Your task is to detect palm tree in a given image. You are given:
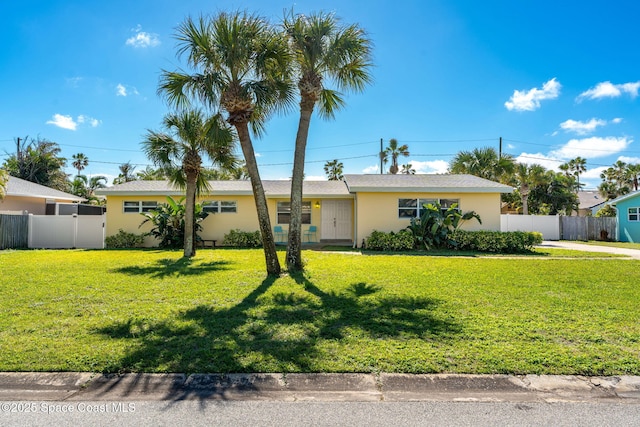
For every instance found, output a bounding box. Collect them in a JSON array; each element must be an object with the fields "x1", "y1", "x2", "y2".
[
  {"x1": 382, "y1": 138, "x2": 409, "y2": 174},
  {"x1": 284, "y1": 11, "x2": 372, "y2": 271},
  {"x1": 113, "y1": 162, "x2": 137, "y2": 185},
  {"x1": 136, "y1": 166, "x2": 168, "y2": 181},
  {"x1": 567, "y1": 156, "x2": 587, "y2": 192},
  {"x1": 159, "y1": 12, "x2": 293, "y2": 274},
  {"x1": 513, "y1": 163, "x2": 546, "y2": 215},
  {"x1": 449, "y1": 147, "x2": 515, "y2": 183},
  {"x1": 142, "y1": 110, "x2": 237, "y2": 258},
  {"x1": 401, "y1": 163, "x2": 416, "y2": 175},
  {"x1": 323, "y1": 159, "x2": 344, "y2": 181},
  {"x1": 627, "y1": 163, "x2": 640, "y2": 191},
  {"x1": 71, "y1": 153, "x2": 89, "y2": 177},
  {"x1": 71, "y1": 174, "x2": 107, "y2": 203}
]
